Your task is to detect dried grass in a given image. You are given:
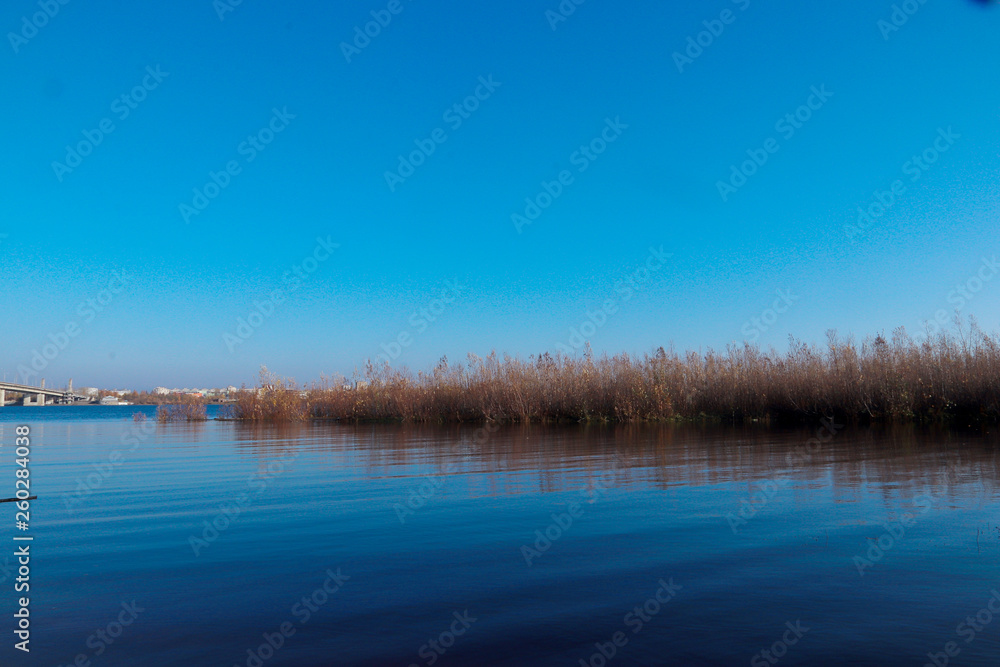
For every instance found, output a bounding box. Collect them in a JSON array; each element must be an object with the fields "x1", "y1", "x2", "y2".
[
  {"x1": 156, "y1": 394, "x2": 208, "y2": 422},
  {"x1": 228, "y1": 322, "x2": 1000, "y2": 425}
]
